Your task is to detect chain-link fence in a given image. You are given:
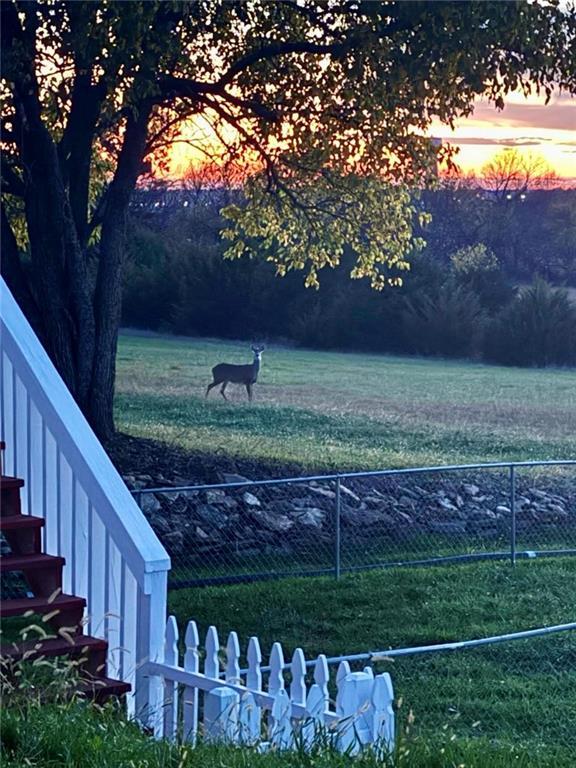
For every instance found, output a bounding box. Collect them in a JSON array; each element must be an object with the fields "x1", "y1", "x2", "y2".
[
  {"x1": 341, "y1": 624, "x2": 576, "y2": 757},
  {"x1": 131, "y1": 460, "x2": 576, "y2": 589}
]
